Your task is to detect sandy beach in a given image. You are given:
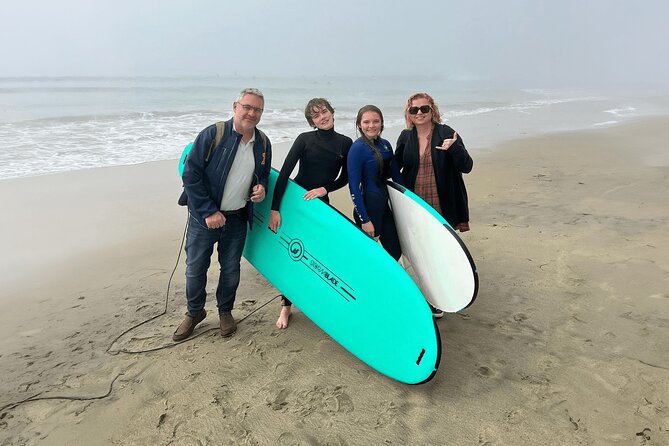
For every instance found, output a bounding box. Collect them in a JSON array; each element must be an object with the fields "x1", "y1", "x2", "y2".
[{"x1": 1, "y1": 117, "x2": 668, "y2": 445}]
